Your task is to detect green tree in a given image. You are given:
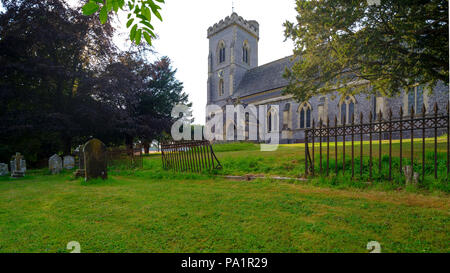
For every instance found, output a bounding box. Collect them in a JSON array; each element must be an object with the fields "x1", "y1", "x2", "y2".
[
  {"x1": 82, "y1": 0, "x2": 164, "y2": 45},
  {"x1": 0, "y1": 0, "x2": 116, "y2": 163},
  {"x1": 0, "y1": 0, "x2": 187, "y2": 165},
  {"x1": 94, "y1": 52, "x2": 190, "y2": 153},
  {"x1": 283, "y1": 0, "x2": 448, "y2": 101}
]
